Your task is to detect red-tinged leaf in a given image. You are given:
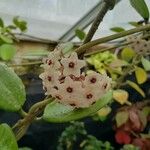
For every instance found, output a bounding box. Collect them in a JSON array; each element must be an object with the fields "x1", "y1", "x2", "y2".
[
  {"x1": 129, "y1": 109, "x2": 141, "y2": 131},
  {"x1": 115, "y1": 130, "x2": 131, "y2": 144},
  {"x1": 132, "y1": 138, "x2": 145, "y2": 150}
]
